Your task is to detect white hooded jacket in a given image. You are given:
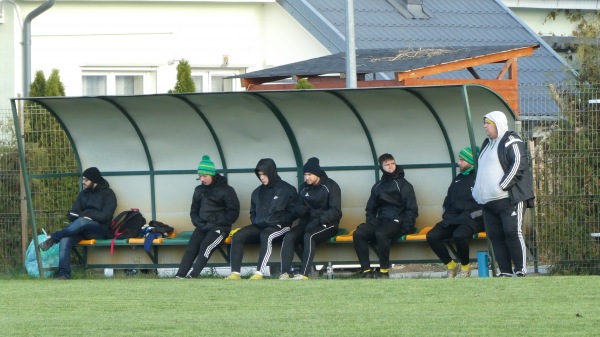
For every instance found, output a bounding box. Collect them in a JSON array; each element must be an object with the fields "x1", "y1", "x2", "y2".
[{"x1": 472, "y1": 111, "x2": 510, "y2": 204}]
